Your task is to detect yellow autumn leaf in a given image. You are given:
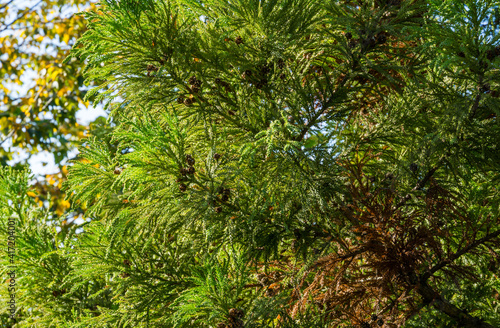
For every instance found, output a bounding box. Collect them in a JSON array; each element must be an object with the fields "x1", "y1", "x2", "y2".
[
  {"x1": 60, "y1": 199, "x2": 70, "y2": 209},
  {"x1": 27, "y1": 191, "x2": 37, "y2": 197},
  {"x1": 22, "y1": 107, "x2": 31, "y2": 116}
]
